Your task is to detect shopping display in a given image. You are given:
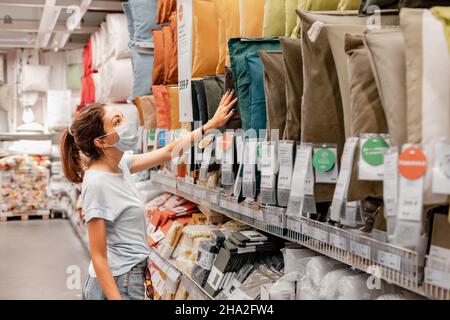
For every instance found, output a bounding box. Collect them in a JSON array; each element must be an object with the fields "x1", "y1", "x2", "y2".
[{"x1": 1, "y1": 0, "x2": 450, "y2": 302}]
